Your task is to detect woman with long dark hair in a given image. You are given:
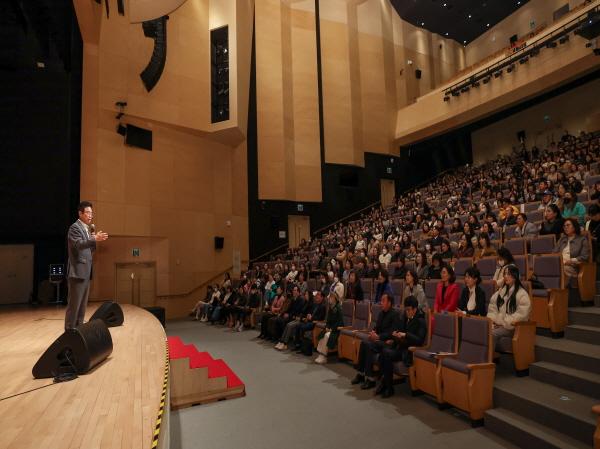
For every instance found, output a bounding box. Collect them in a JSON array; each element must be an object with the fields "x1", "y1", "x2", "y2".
[{"x1": 487, "y1": 265, "x2": 531, "y2": 350}]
